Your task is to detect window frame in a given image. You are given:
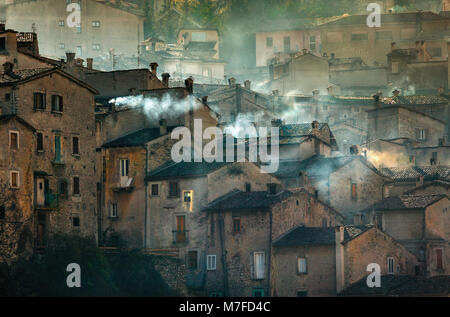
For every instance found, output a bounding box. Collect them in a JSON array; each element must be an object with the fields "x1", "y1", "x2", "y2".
[
  {"x1": 387, "y1": 257, "x2": 395, "y2": 274},
  {"x1": 233, "y1": 217, "x2": 241, "y2": 234},
  {"x1": 187, "y1": 250, "x2": 198, "y2": 270},
  {"x1": 436, "y1": 248, "x2": 444, "y2": 271},
  {"x1": 151, "y1": 183, "x2": 159, "y2": 196},
  {"x1": 72, "y1": 136, "x2": 80, "y2": 155},
  {"x1": 253, "y1": 251, "x2": 265, "y2": 280},
  {"x1": 9, "y1": 130, "x2": 19, "y2": 150},
  {"x1": 10, "y1": 170, "x2": 19, "y2": 188},
  {"x1": 36, "y1": 132, "x2": 44, "y2": 152},
  {"x1": 297, "y1": 257, "x2": 307, "y2": 274},
  {"x1": 266, "y1": 37, "x2": 273, "y2": 48},
  {"x1": 92, "y1": 20, "x2": 101, "y2": 28},
  {"x1": 51, "y1": 95, "x2": 63, "y2": 113},
  {"x1": 33, "y1": 92, "x2": 46, "y2": 110},
  {"x1": 207, "y1": 254, "x2": 217, "y2": 271},
  {"x1": 168, "y1": 182, "x2": 179, "y2": 198},
  {"x1": 73, "y1": 176, "x2": 80, "y2": 196},
  {"x1": 110, "y1": 203, "x2": 118, "y2": 218}
]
